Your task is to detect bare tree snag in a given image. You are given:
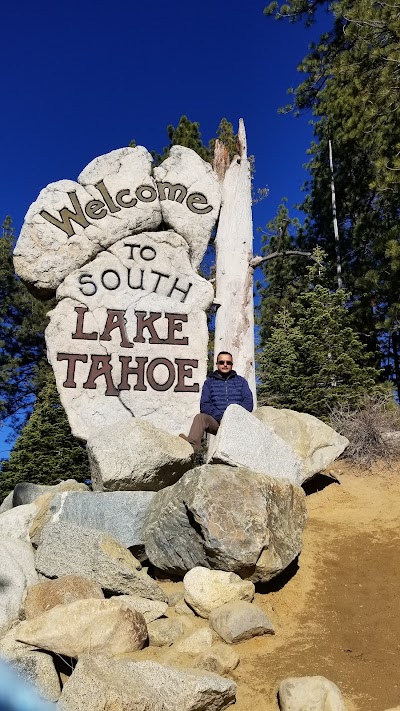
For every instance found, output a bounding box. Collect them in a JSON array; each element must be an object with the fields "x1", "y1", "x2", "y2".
[{"x1": 213, "y1": 119, "x2": 257, "y2": 404}]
